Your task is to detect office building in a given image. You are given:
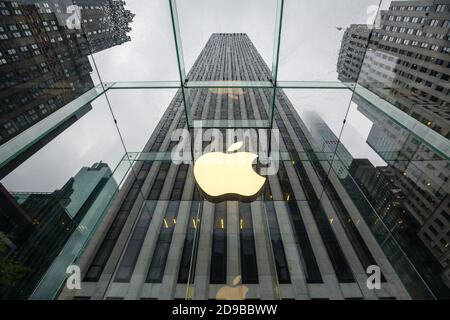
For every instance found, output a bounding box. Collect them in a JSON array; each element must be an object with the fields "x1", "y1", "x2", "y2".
[
  {"x1": 0, "y1": 0, "x2": 133, "y2": 177},
  {"x1": 304, "y1": 111, "x2": 354, "y2": 178},
  {"x1": 336, "y1": 1, "x2": 450, "y2": 138},
  {"x1": 0, "y1": 162, "x2": 115, "y2": 299},
  {"x1": 354, "y1": 94, "x2": 450, "y2": 294},
  {"x1": 57, "y1": 33, "x2": 416, "y2": 300}
]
